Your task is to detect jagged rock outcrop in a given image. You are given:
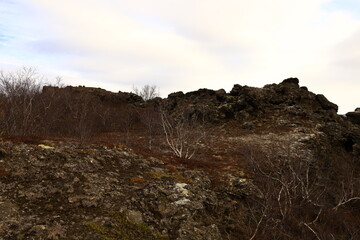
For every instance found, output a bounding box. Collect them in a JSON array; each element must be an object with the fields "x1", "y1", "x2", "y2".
[
  {"x1": 163, "y1": 78, "x2": 360, "y2": 156},
  {"x1": 165, "y1": 78, "x2": 340, "y2": 122},
  {"x1": 39, "y1": 79, "x2": 360, "y2": 158}
]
